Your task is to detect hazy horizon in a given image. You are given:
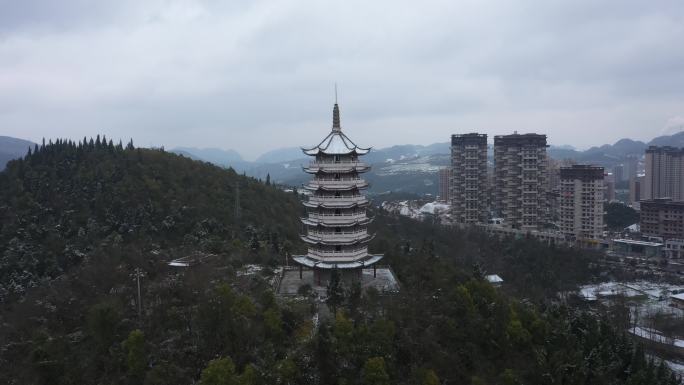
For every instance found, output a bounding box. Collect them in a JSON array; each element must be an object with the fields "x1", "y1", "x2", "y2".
[{"x1": 2, "y1": 0, "x2": 683, "y2": 159}]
